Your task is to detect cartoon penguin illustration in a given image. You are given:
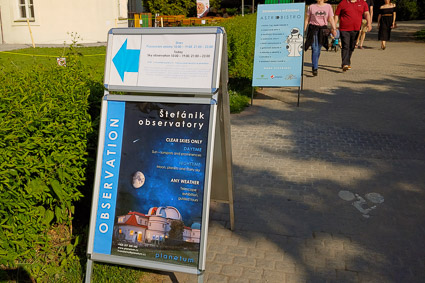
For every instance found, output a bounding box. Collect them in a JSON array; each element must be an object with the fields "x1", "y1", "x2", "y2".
[{"x1": 286, "y1": 28, "x2": 303, "y2": 57}]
